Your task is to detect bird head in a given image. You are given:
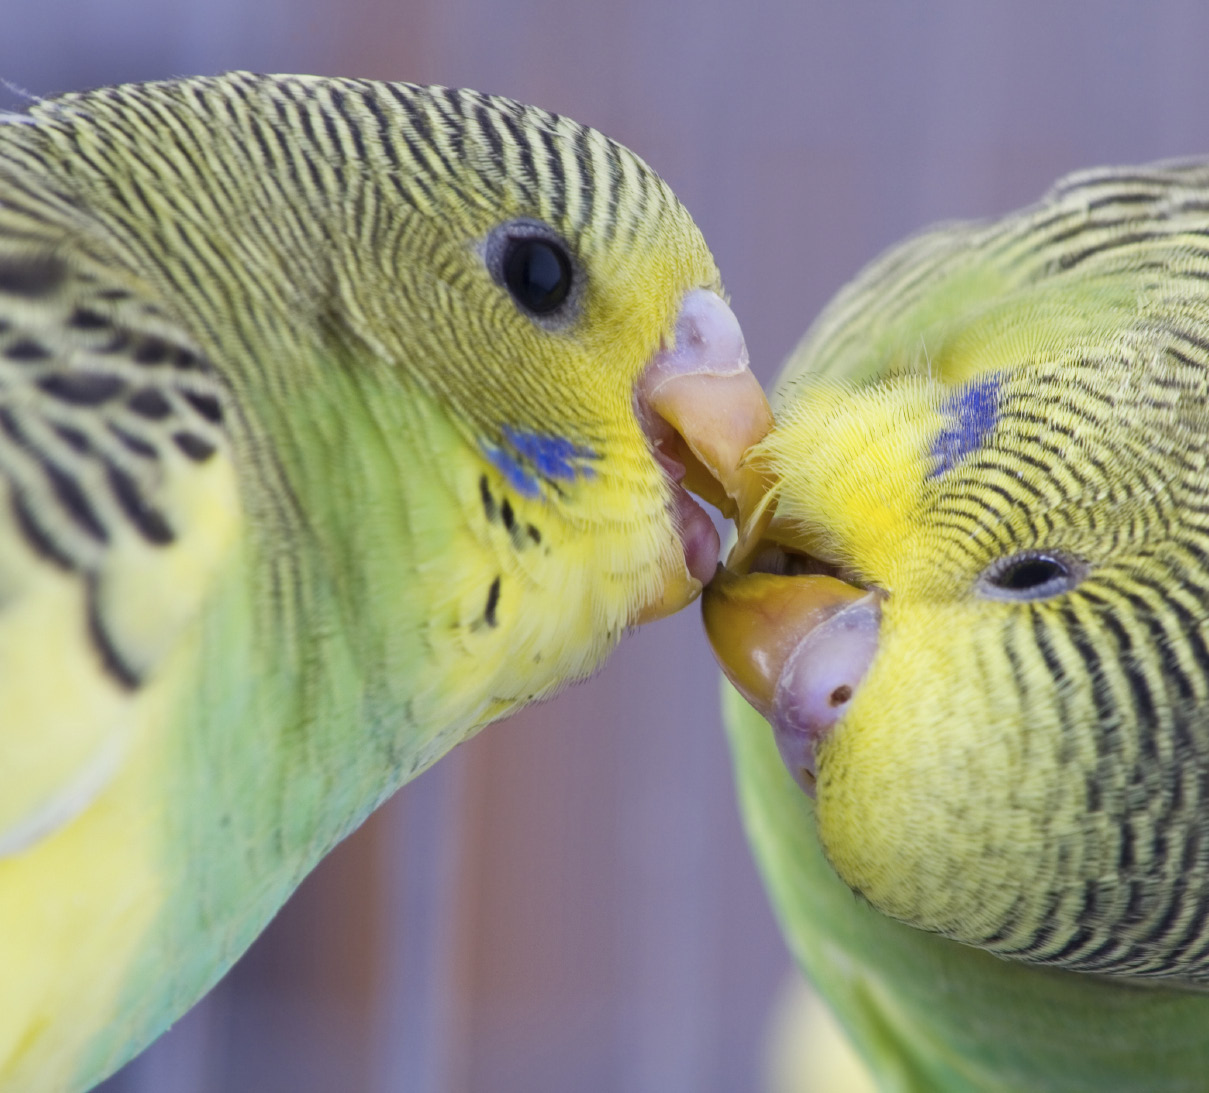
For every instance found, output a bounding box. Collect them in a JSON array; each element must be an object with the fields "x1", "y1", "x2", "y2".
[
  {"x1": 322, "y1": 83, "x2": 773, "y2": 625},
  {"x1": 19, "y1": 73, "x2": 773, "y2": 634},
  {"x1": 707, "y1": 353, "x2": 1209, "y2": 982}
]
